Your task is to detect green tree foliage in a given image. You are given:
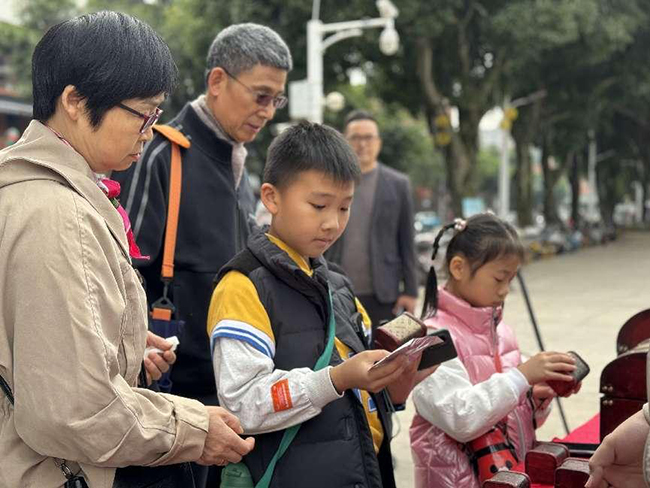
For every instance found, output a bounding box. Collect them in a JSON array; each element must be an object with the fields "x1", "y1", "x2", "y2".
[
  {"x1": 7, "y1": 0, "x2": 650, "y2": 225},
  {"x1": 500, "y1": 0, "x2": 645, "y2": 226}
]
